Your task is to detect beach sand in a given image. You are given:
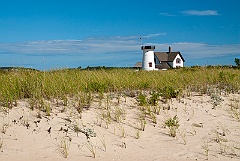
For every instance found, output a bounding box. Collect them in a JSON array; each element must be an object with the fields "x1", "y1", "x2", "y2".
[{"x1": 0, "y1": 92, "x2": 240, "y2": 161}]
